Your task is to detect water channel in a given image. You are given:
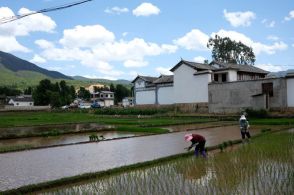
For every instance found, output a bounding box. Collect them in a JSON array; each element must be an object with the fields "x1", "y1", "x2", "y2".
[{"x1": 0, "y1": 125, "x2": 262, "y2": 192}]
